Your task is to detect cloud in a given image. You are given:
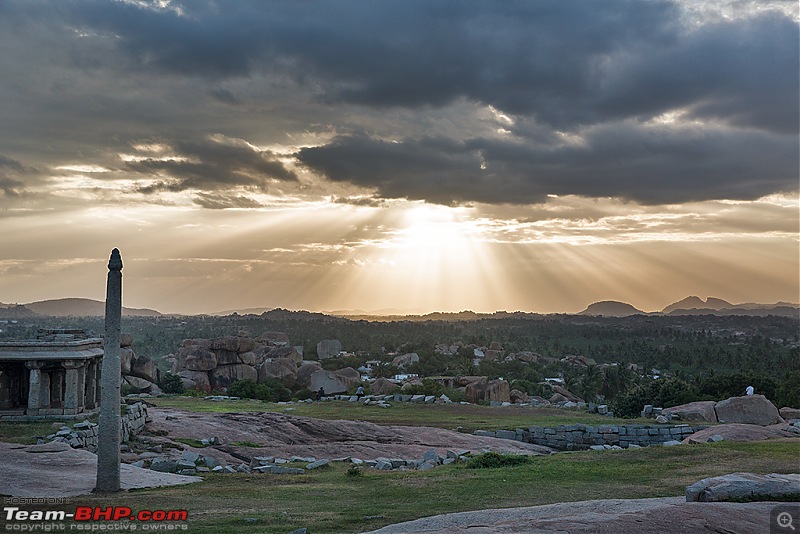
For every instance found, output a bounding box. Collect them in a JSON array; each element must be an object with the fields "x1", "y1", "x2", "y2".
[
  {"x1": 193, "y1": 192, "x2": 262, "y2": 209},
  {"x1": 297, "y1": 123, "x2": 797, "y2": 205},
  {"x1": 127, "y1": 137, "x2": 298, "y2": 193},
  {"x1": 42, "y1": 0, "x2": 796, "y2": 134},
  {"x1": 0, "y1": 0, "x2": 796, "y2": 208}
]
